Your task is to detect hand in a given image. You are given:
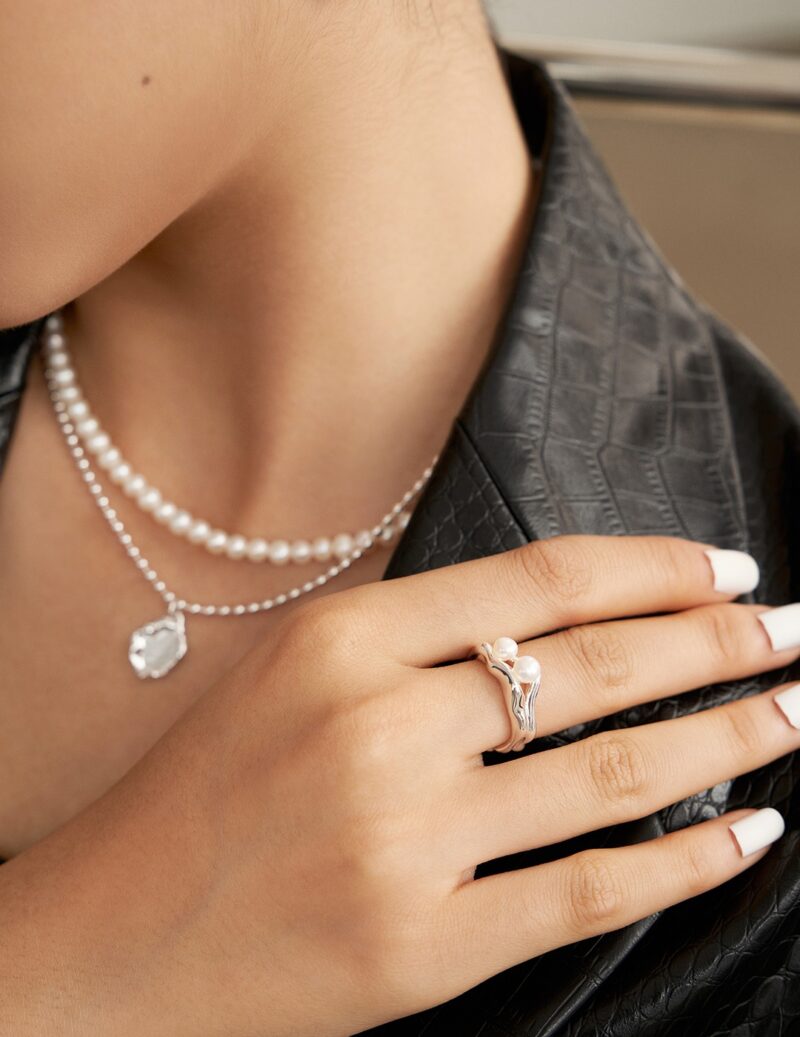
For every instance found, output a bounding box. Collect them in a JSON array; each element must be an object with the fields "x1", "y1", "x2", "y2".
[{"x1": 2, "y1": 535, "x2": 799, "y2": 1037}]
